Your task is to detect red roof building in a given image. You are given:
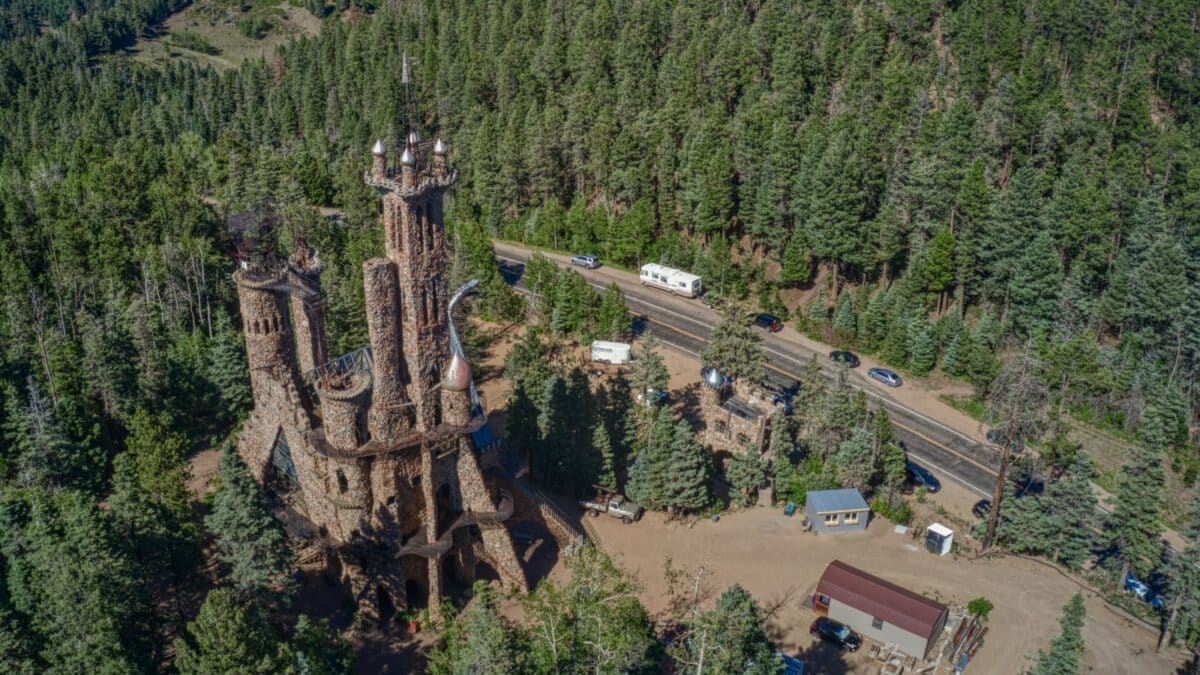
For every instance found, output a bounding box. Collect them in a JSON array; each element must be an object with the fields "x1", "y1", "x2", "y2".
[{"x1": 814, "y1": 560, "x2": 949, "y2": 658}]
